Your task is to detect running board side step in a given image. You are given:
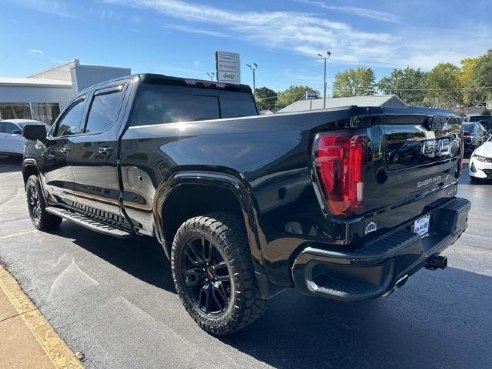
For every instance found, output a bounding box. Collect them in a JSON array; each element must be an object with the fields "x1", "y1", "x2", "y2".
[{"x1": 45, "y1": 207, "x2": 133, "y2": 238}]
